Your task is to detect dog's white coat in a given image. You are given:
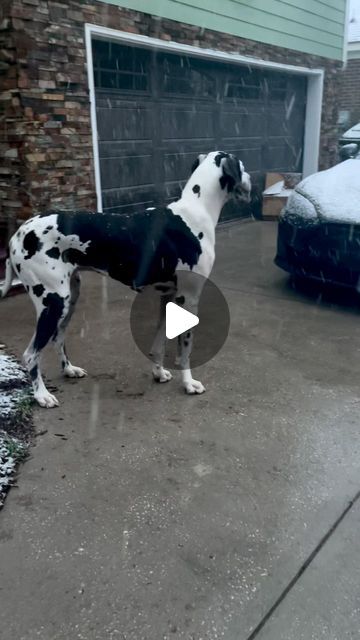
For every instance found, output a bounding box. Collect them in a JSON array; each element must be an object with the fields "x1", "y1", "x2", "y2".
[{"x1": 1, "y1": 152, "x2": 251, "y2": 407}]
